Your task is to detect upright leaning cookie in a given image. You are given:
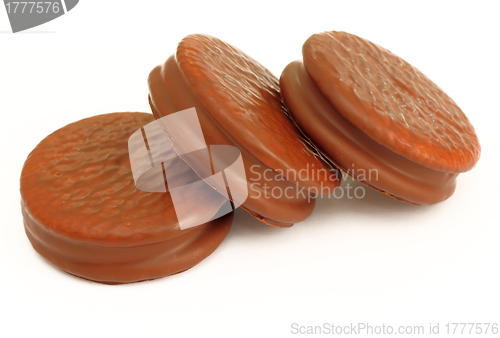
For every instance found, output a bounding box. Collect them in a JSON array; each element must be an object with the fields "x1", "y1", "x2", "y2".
[
  {"x1": 21, "y1": 113, "x2": 232, "y2": 284},
  {"x1": 280, "y1": 31, "x2": 480, "y2": 205},
  {"x1": 149, "y1": 34, "x2": 341, "y2": 227}
]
